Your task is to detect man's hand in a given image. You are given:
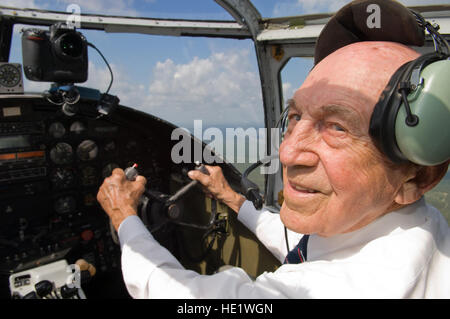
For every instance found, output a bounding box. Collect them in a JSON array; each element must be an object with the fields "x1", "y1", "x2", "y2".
[
  {"x1": 97, "y1": 168, "x2": 147, "y2": 231},
  {"x1": 188, "y1": 165, "x2": 245, "y2": 213}
]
